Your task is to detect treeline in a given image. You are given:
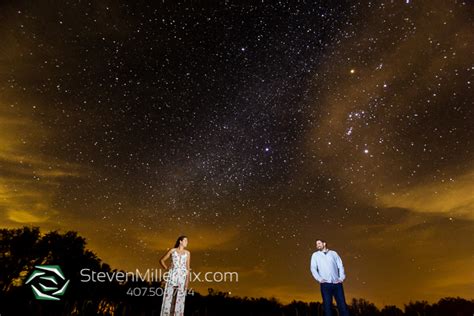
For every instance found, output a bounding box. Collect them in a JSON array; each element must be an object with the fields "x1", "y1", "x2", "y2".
[{"x1": 1, "y1": 227, "x2": 473, "y2": 316}]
